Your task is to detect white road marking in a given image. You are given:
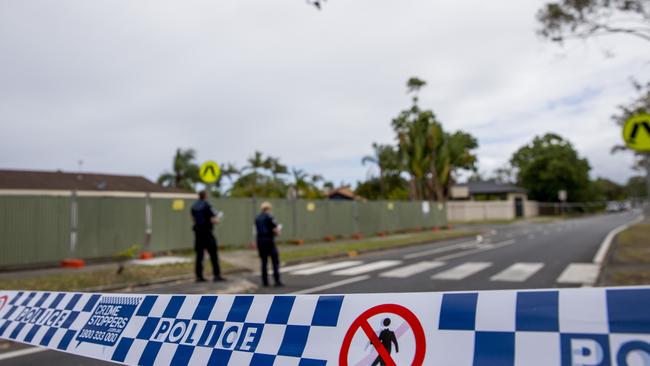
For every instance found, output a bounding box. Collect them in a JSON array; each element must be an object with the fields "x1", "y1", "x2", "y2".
[
  {"x1": 403, "y1": 240, "x2": 476, "y2": 259},
  {"x1": 379, "y1": 261, "x2": 445, "y2": 278},
  {"x1": 291, "y1": 261, "x2": 363, "y2": 275},
  {"x1": 435, "y1": 239, "x2": 515, "y2": 261},
  {"x1": 332, "y1": 260, "x2": 401, "y2": 276},
  {"x1": 0, "y1": 347, "x2": 47, "y2": 361},
  {"x1": 293, "y1": 275, "x2": 370, "y2": 294},
  {"x1": 280, "y1": 261, "x2": 326, "y2": 273},
  {"x1": 432, "y1": 262, "x2": 492, "y2": 280},
  {"x1": 527, "y1": 234, "x2": 535, "y2": 240},
  {"x1": 593, "y1": 215, "x2": 645, "y2": 264},
  {"x1": 491, "y1": 263, "x2": 544, "y2": 282},
  {"x1": 557, "y1": 263, "x2": 601, "y2": 285}
]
